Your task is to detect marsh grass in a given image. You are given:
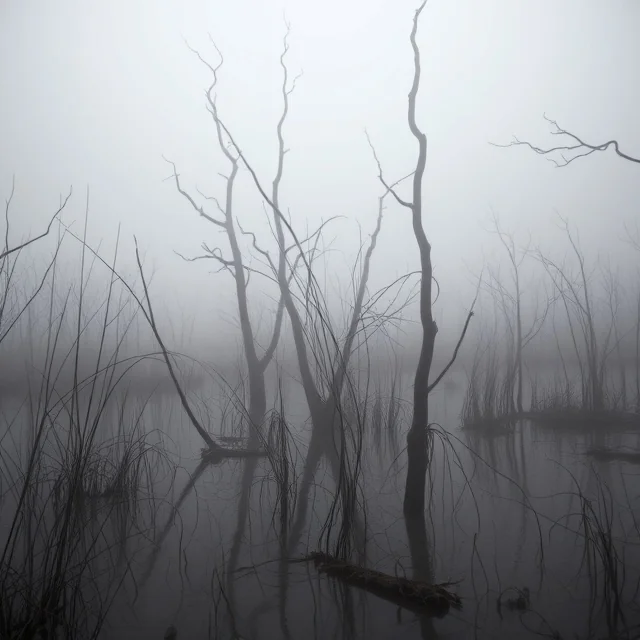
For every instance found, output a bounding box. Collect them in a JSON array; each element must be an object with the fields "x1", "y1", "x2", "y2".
[
  {"x1": 326, "y1": 385, "x2": 368, "y2": 561},
  {"x1": 461, "y1": 343, "x2": 514, "y2": 432},
  {"x1": 265, "y1": 396, "x2": 298, "y2": 540},
  {"x1": 527, "y1": 376, "x2": 640, "y2": 433},
  {"x1": 0, "y1": 214, "x2": 174, "y2": 639},
  {"x1": 462, "y1": 346, "x2": 640, "y2": 435},
  {"x1": 369, "y1": 376, "x2": 403, "y2": 465},
  {"x1": 559, "y1": 473, "x2": 640, "y2": 640}
]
